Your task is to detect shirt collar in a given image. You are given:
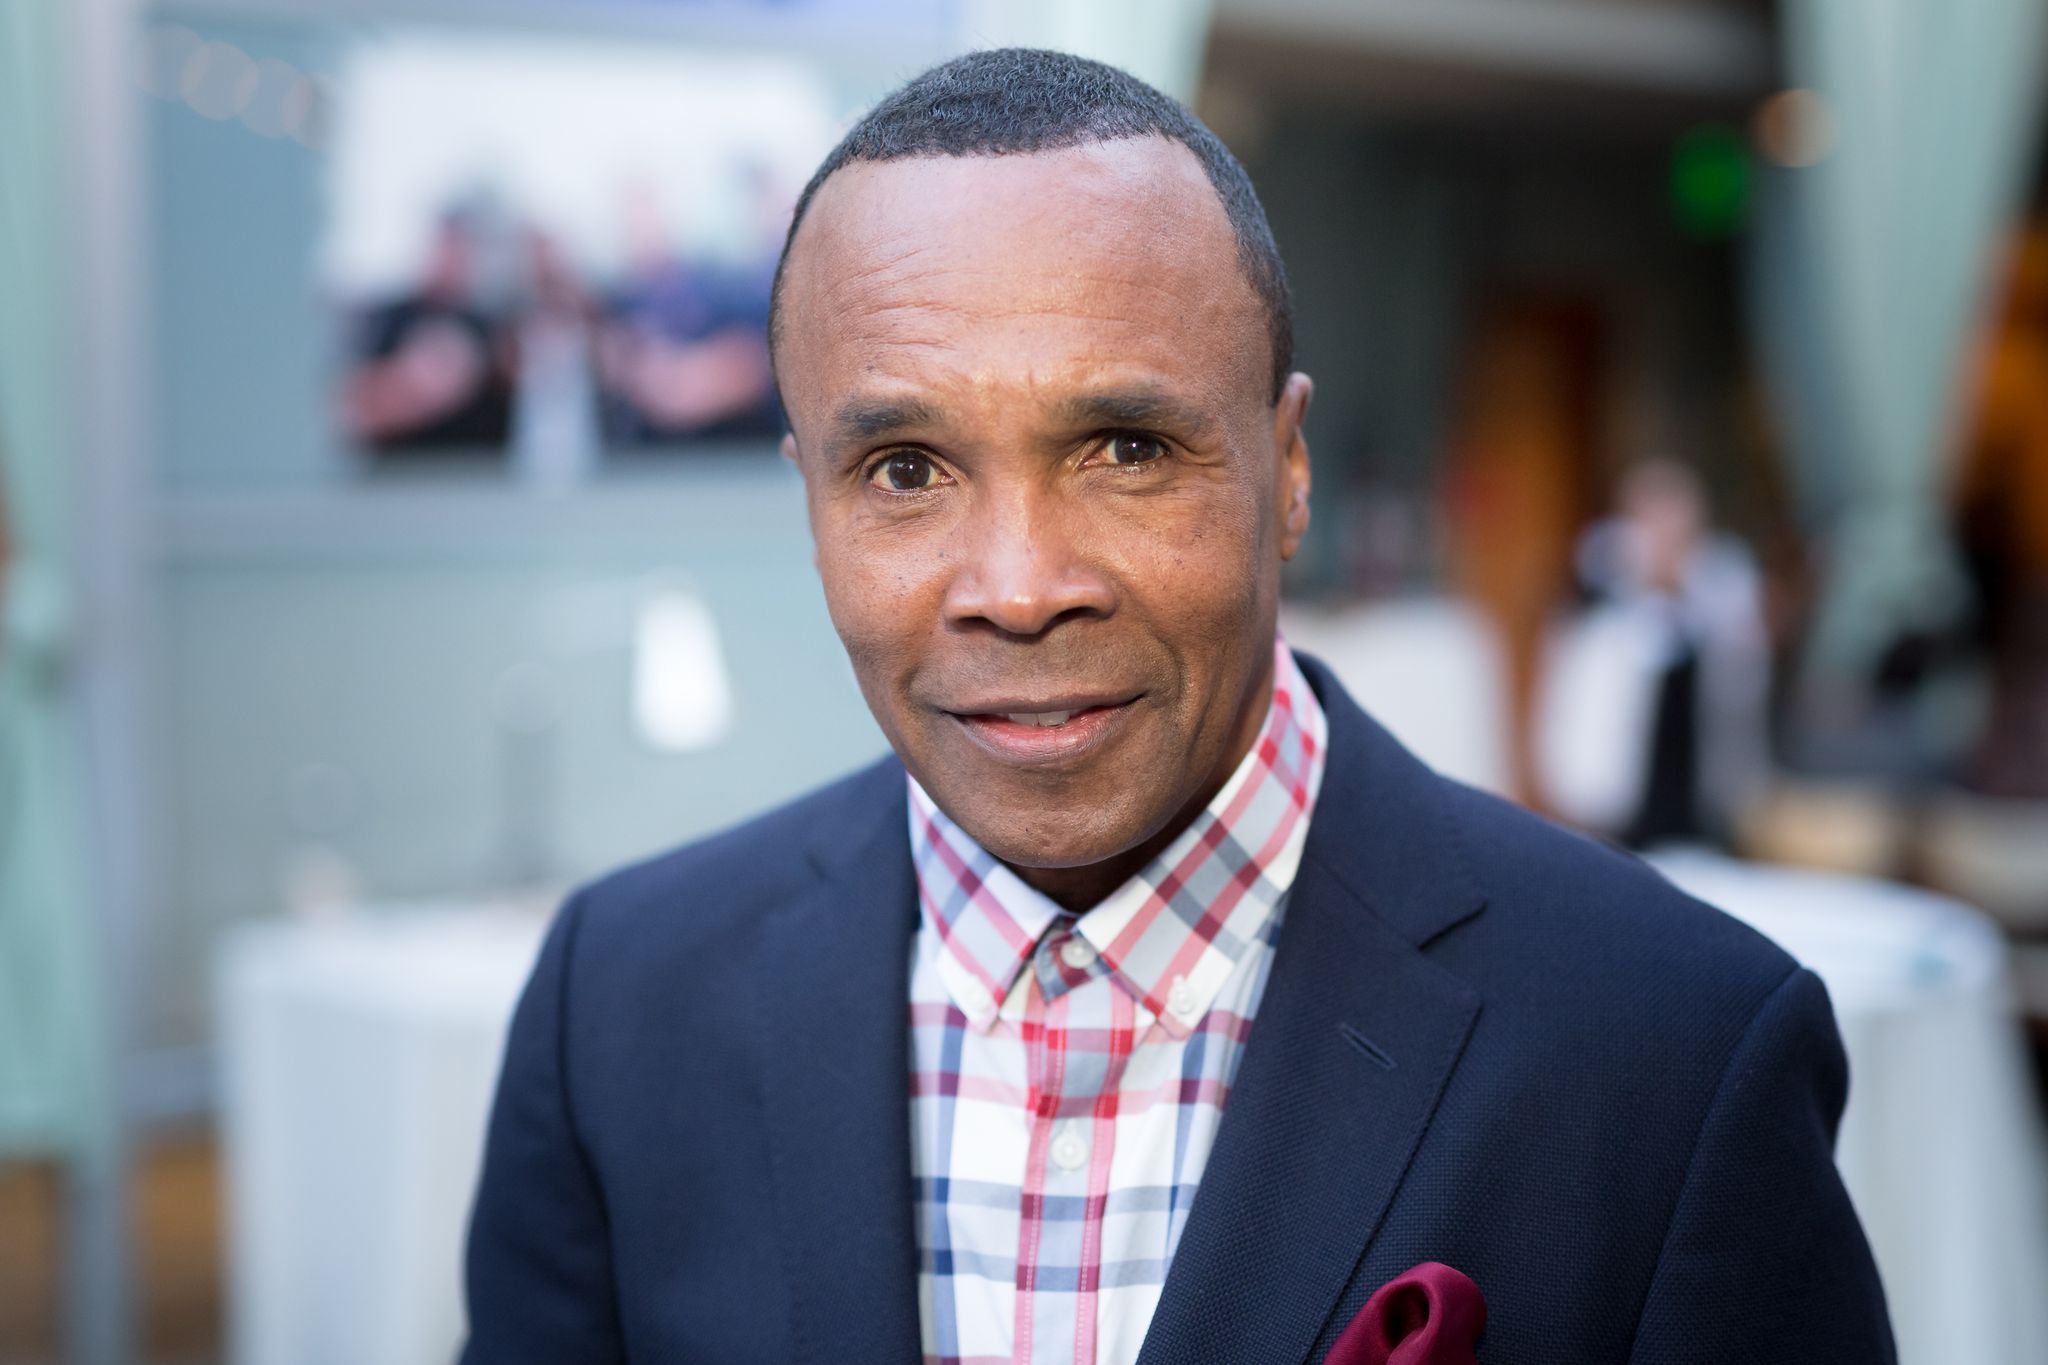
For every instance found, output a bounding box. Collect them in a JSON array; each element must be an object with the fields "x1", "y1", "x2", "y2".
[{"x1": 909, "y1": 639, "x2": 1328, "y2": 1037}]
